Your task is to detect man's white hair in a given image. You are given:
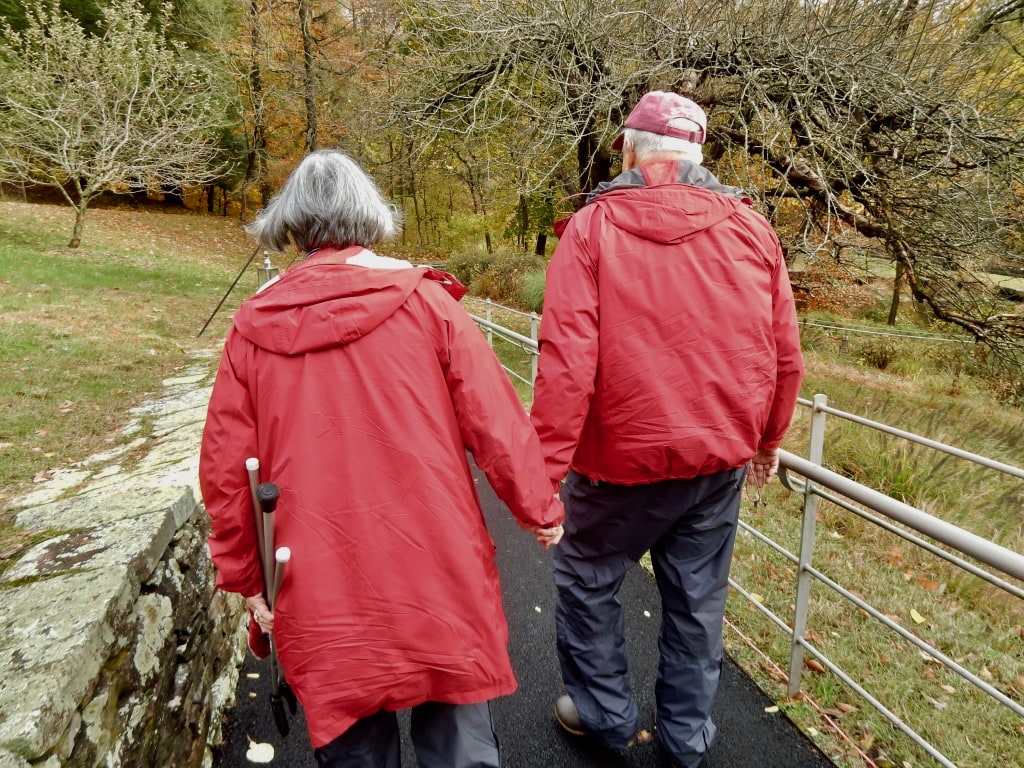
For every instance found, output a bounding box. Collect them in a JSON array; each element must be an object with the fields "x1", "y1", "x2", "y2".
[
  {"x1": 624, "y1": 126, "x2": 703, "y2": 166},
  {"x1": 245, "y1": 149, "x2": 401, "y2": 253}
]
